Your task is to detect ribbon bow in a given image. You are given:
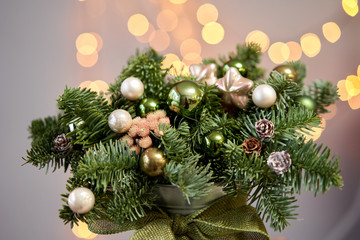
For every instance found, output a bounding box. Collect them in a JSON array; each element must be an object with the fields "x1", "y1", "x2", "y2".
[
  {"x1": 88, "y1": 194, "x2": 269, "y2": 240},
  {"x1": 216, "y1": 67, "x2": 254, "y2": 109},
  {"x1": 190, "y1": 63, "x2": 218, "y2": 86}
]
